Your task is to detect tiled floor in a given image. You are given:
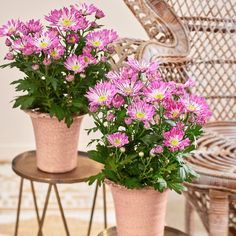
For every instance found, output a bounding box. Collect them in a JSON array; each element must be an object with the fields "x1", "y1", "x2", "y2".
[{"x1": 0, "y1": 161, "x2": 207, "y2": 236}]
